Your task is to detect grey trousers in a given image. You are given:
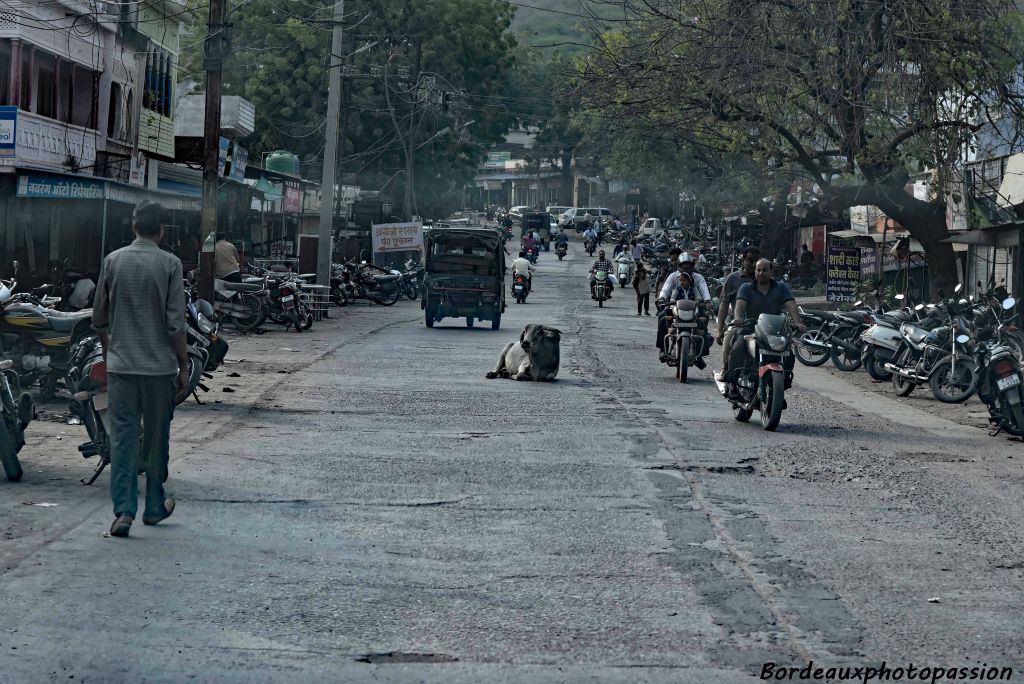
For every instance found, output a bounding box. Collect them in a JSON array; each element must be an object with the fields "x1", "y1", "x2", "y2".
[{"x1": 108, "y1": 373, "x2": 176, "y2": 518}]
